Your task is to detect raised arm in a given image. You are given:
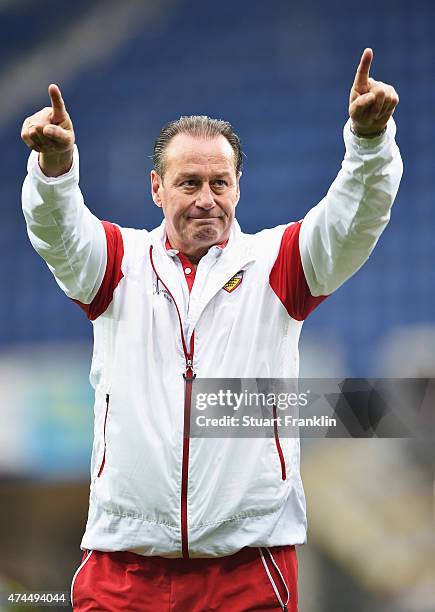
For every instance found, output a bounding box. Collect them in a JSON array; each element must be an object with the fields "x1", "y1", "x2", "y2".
[
  {"x1": 299, "y1": 48, "x2": 403, "y2": 297},
  {"x1": 21, "y1": 84, "x2": 109, "y2": 307}
]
